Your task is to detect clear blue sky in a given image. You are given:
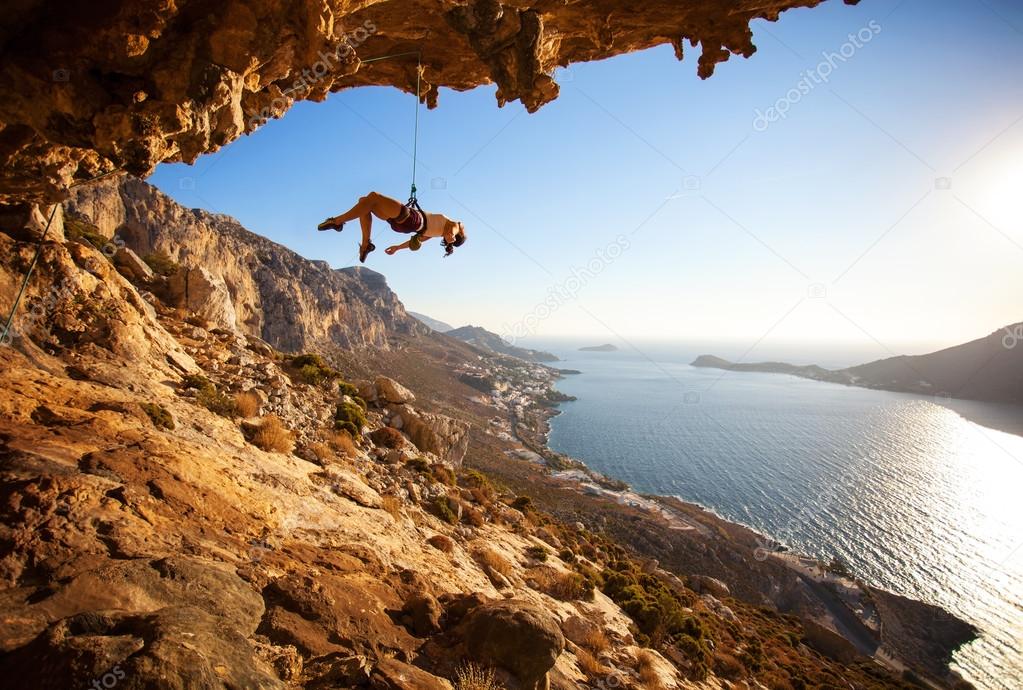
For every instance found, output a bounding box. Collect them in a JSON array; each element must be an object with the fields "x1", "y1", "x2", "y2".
[{"x1": 149, "y1": 0, "x2": 1023, "y2": 360}]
